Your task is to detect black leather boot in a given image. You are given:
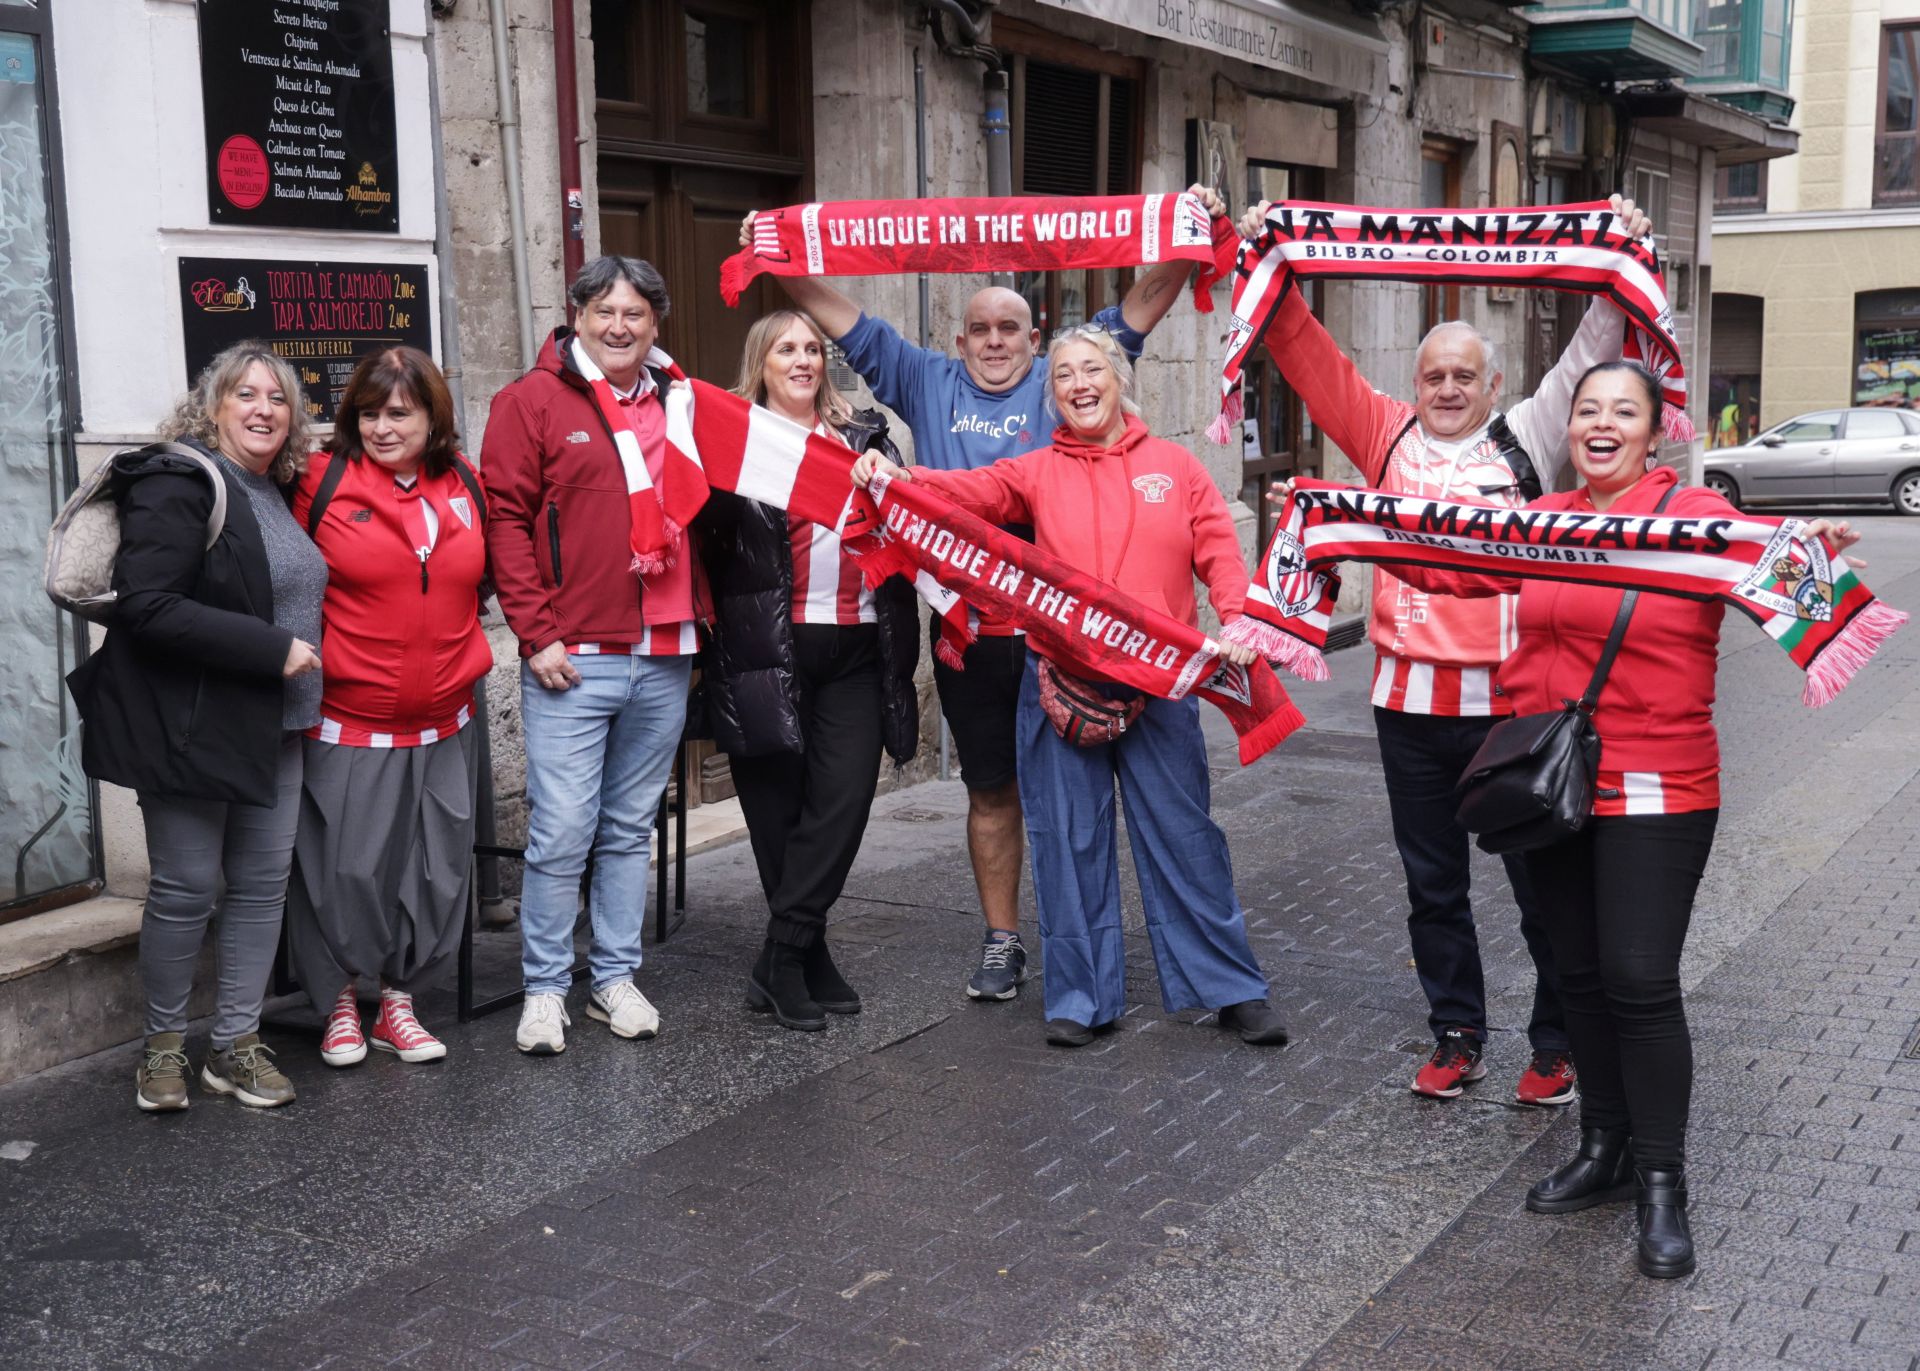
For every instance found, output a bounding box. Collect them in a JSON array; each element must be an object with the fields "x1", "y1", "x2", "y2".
[
  {"x1": 745, "y1": 940, "x2": 826, "y2": 1032},
  {"x1": 1525, "y1": 1127, "x2": 1635, "y2": 1214},
  {"x1": 802, "y1": 939, "x2": 861, "y2": 1015},
  {"x1": 1634, "y1": 1166, "x2": 1695, "y2": 1279}
]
